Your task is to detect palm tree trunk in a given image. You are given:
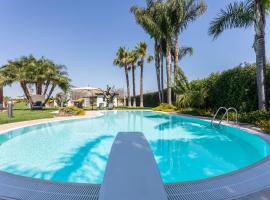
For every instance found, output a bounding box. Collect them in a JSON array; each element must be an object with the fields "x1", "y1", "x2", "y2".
[
  {"x1": 140, "y1": 61, "x2": 144, "y2": 107},
  {"x1": 154, "y1": 40, "x2": 162, "y2": 103},
  {"x1": 43, "y1": 80, "x2": 50, "y2": 95},
  {"x1": 20, "y1": 81, "x2": 33, "y2": 106},
  {"x1": 132, "y1": 64, "x2": 136, "y2": 107},
  {"x1": 160, "y1": 49, "x2": 164, "y2": 103},
  {"x1": 125, "y1": 66, "x2": 131, "y2": 107},
  {"x1": 166, "y1": 43, "x2": 172, "y2": 105},
  {"x1": 0, "y1": 86, "x2": 3, "y2": 110},
  {"x1": 174, "y1": 35, "x2": 180, "y2": 80},
  {"x1": 44, "y1": 83, "x2": 56, "y2": 106},
  {"x1": 36, "y1": 80, "x2": 43, "y2": 95},
  {"x1": 254, "y1": 0, "x2": 267, "y2": 110}
]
